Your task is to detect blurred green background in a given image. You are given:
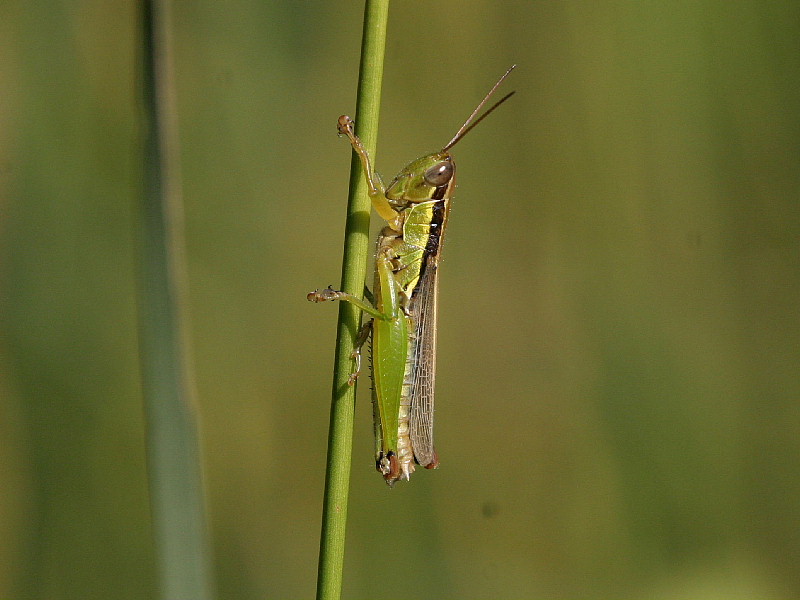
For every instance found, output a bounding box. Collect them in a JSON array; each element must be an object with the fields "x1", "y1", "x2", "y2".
[{"x1": 2, "y1": 1, "x2": 799, "y2": 598}]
